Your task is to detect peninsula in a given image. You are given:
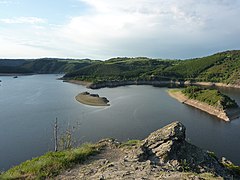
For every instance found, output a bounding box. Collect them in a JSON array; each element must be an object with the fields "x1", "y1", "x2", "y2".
[
  {"x1": 168, "y1": 86, "x2": 240, "y2": 121},
  {"x1": 75, "y1": 92, "x2": 110, "y2": 106}
]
